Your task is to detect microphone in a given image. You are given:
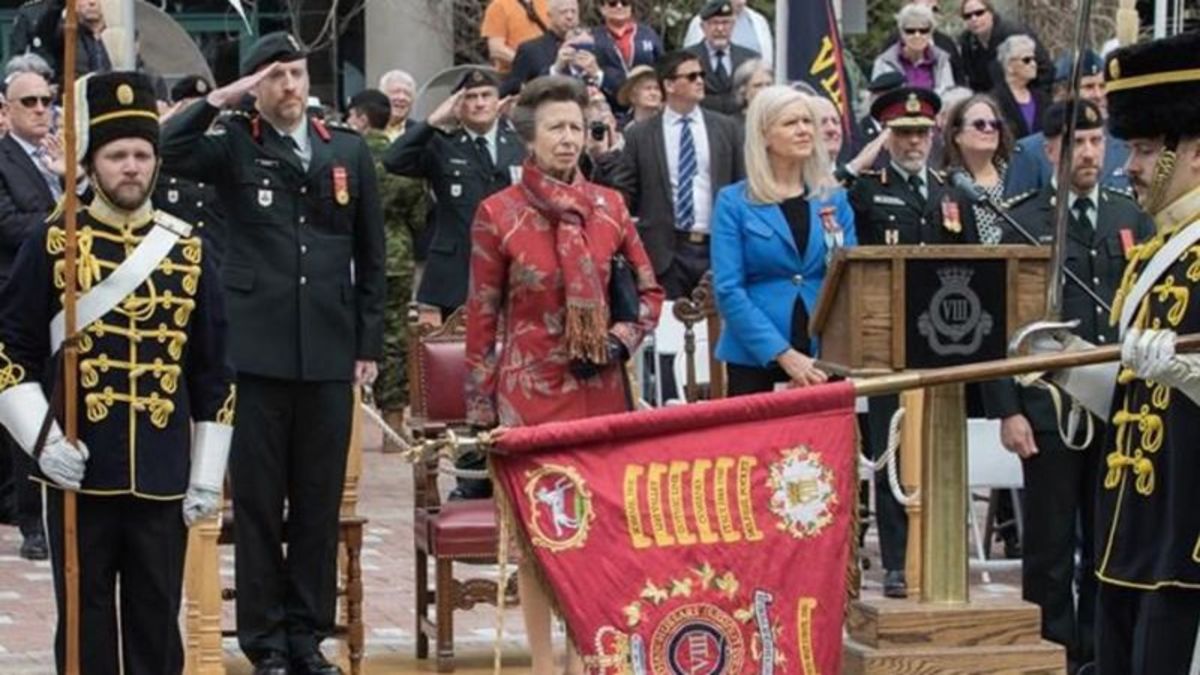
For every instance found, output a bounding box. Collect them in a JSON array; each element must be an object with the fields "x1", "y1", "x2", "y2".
[
  {"x1": 956, "y1": 170, "x2": 1114, "y2": 314},
  {"x1": 950, "y1": 170, "x2": 988, "y2": 204}
]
